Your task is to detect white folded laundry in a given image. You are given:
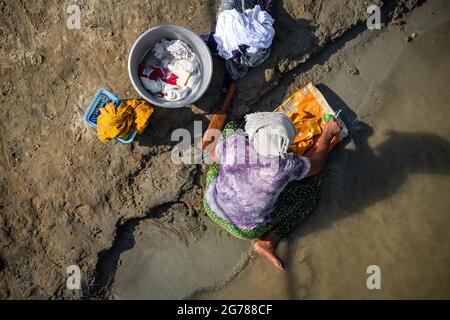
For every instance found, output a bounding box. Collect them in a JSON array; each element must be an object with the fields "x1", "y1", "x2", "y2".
[{"x1": 213, "y1": 5, "x2": 275, "y2": 60}]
